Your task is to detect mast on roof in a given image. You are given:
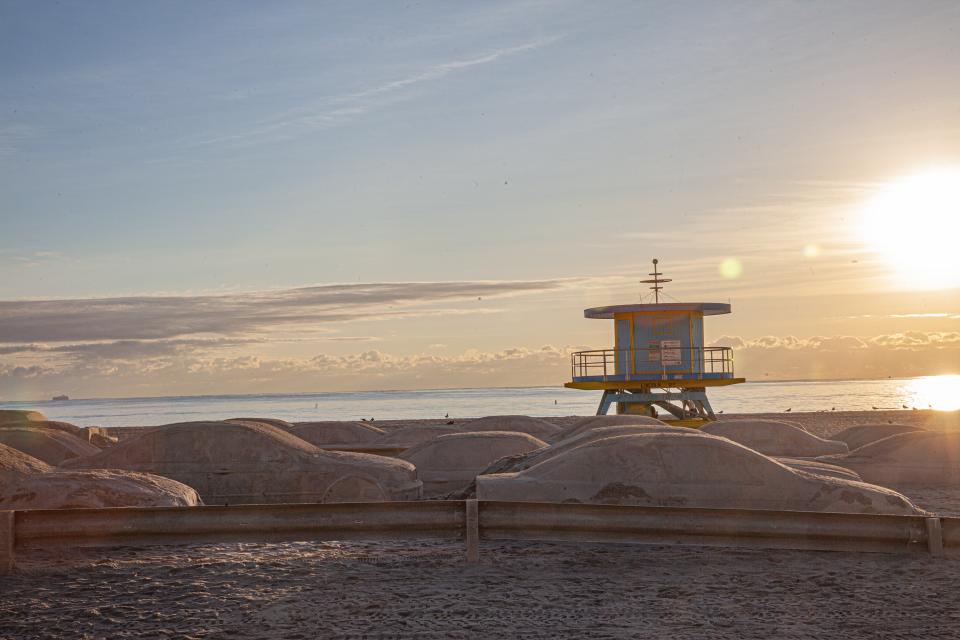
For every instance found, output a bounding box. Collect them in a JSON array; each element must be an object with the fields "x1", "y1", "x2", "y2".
[{"x1": 640, "y1": 258, "x2": 672, "y2": 303}]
